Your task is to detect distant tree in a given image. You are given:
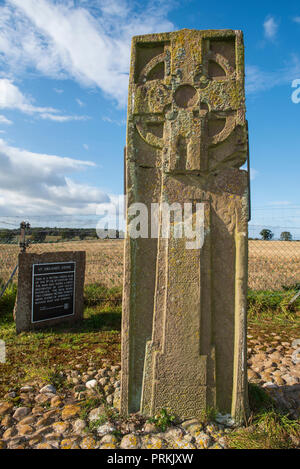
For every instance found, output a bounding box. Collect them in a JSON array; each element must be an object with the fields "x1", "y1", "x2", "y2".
[
  {"x1": 61, "y1": 230, "x2": 73, "y2": 240},
  {"x1": 280, "y1": 231, "x2": 292, "y2": 241},
  {"x1": 0, "y1": 230, "x2": 14, "y2": 242},
  {"x1": 260, "y1": 229, "x2": 274, "y2": 240},
  {"x1": 31, "y1": 231, "x2": 46, "y2": 243},
  {"x1": 79, "y1": 232, "x2": 86, "y2": 240}
]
